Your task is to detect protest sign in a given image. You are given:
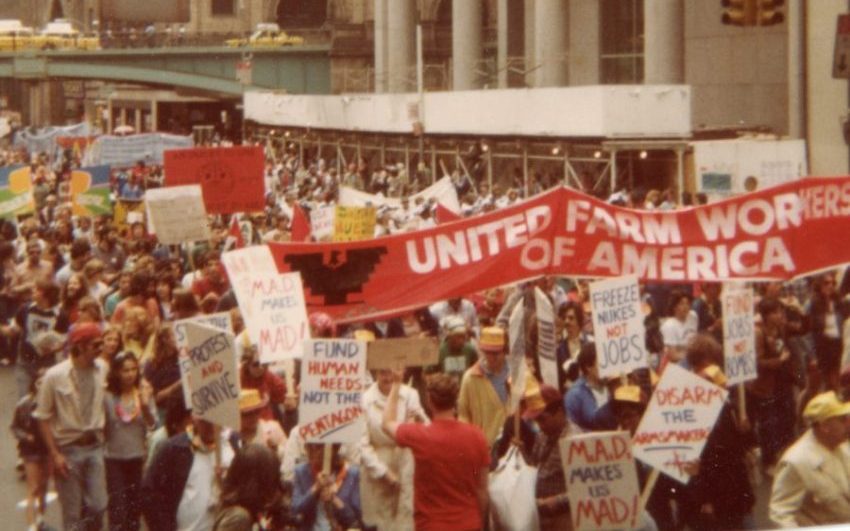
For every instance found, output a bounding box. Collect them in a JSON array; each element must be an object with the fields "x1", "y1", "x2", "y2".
[
  {"x1": 113, "y1": 199, "x2": 145, "y2": 230},
  {"x1": 339, "y1": 175, "x2": 461, "y2": 214},
  {"x1": 83, "y1": 132, "x2": 193, "y2": 167},
  {"x1": 164, "y1": 146, "x2": 264, "y2": 214},
  {"x1": 0, "y1": 165, "x2": 33, "y2": 219},
  {"x1": 223, "y1": 246, "x2": 279, "y2": 328},
  {"x1": 722, "y1": 286, "x2": 757, "y2": 386},
  {"x1": 178, "y1": 322, "x2": 241, "y2": 431},
  {"x1": 562, "y1": 431, "x2": 641, "y2": 531},
  {"x1": 310, "y1": 205, "x2": 336, "y2": 241},
  {"x1": 534, "y1": 287, "x2": 559, "y2": 388},
  {"x1": 174, "y1": 312, "x2": 235, "y2": 406},
  {"x1": 589, "y1": 276, "x2": 648, "y2": 379},
  {"x1": 366, "y1": 336, "x2": 438, "y2": 370},
  {"x1": 508, "y1": 300, "x2": 527, "y2": 411},
  {"x1": 632, "y1": 363, "x2": 728, "y2": 483},
  {"x1": 299, "y1": 339, "x2": 366, "y2": 443},
  {"x1": 334, "y1": 205, "x2": 376, "y2": 242},
  {"x1": 70, "y1": 165, "x2": 112, "y2": 217},
  {"x1": 145, "y1": 185, "x2": 210, "y2": 245},
  {"x1": 270, "y1": 177, "x2": 850, "y2": 323},
  {"x1": 230, "y1": 271, "x2": 310, "y2": 364}
]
